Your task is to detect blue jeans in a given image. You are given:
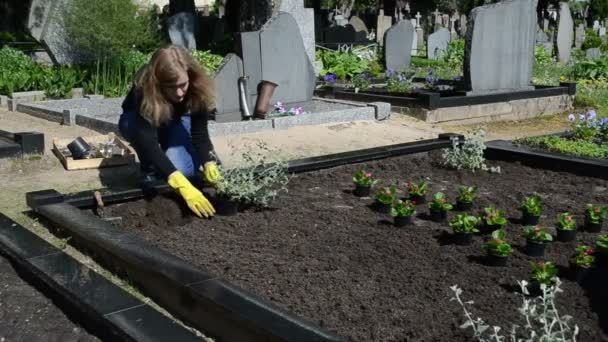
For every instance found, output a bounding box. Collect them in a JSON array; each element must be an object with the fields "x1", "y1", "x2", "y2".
[{"x1": 119, "y1": 111, "x2": 200, "y2": 178}]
